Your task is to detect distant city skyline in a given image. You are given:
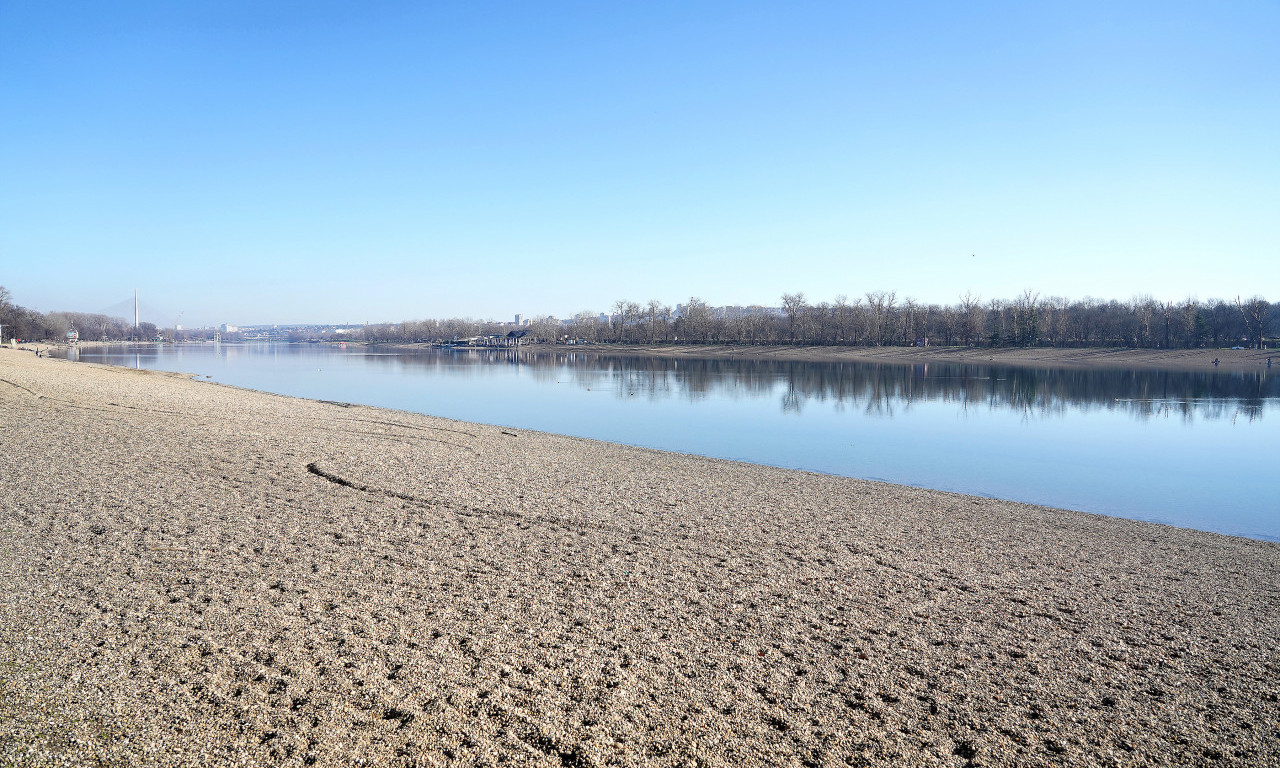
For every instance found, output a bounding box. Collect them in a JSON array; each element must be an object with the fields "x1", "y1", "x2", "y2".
[{"x1": 2, "y1": 2, "x2": 1276, "y2": 328}]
